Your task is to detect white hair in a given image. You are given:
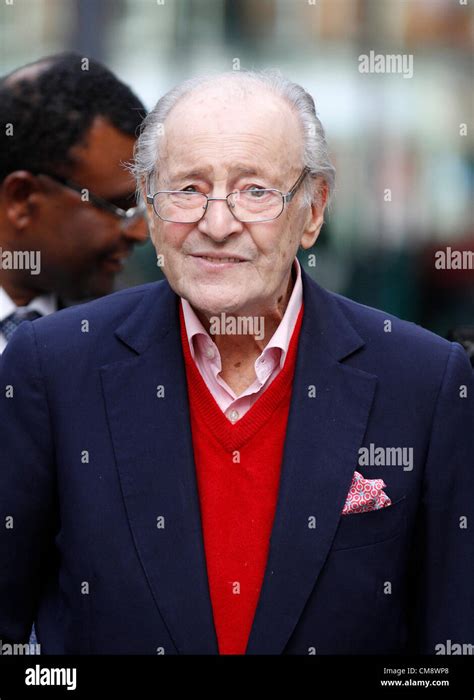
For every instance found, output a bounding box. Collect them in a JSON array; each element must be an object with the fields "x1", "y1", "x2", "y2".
[{"x1": 133, "y1": 69, "x2": 336, "y2": 207}]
